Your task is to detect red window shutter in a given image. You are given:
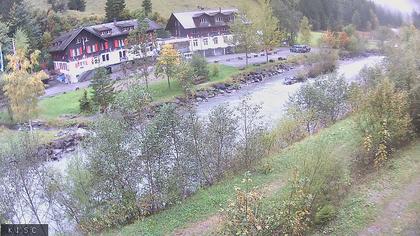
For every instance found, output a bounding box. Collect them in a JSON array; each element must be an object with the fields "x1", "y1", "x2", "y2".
[
  {"x1": 69, "y1": 49, "x2": 73, "y2": 57},
  {"x1": 105, "y1": 42, "x2": 109, "y2": 49},
  {"x1": 95, "y1": 43, "x2": 99, "y2": 51},
  {"x1": 79, "y1": 47, "x2": 83, "y2": 55},
  {"x1": 114, "y1": 40, "x2": 118, "y2": 48},
  {"x1": 123, "y1": 39, "x2": 128, "y2": 46}
]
